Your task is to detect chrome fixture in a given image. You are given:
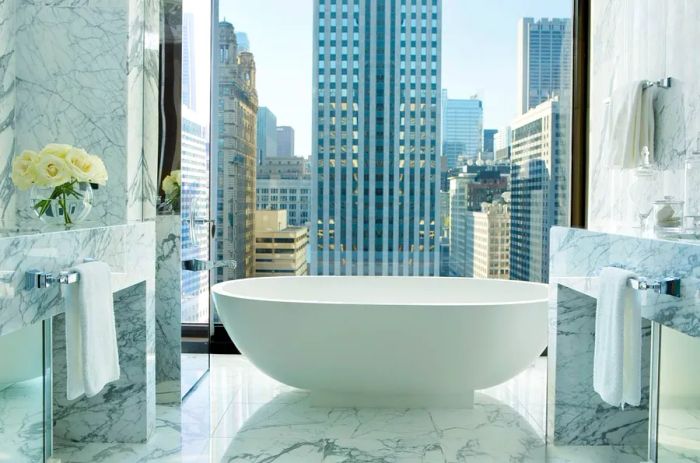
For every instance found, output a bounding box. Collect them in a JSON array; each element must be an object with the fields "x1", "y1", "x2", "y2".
[
  {"x1": 26, "y1": 270, "x2": 79, "y2": 290},
  {"x1": 642, "y1": 77, "x2": 671, "y2": 90},
  {"x1": 182, "y1": 259, "x2": 237, "y2": 272},
  {"x1": 628, "y1": 276, "x2": 681, "y2": 298}
]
